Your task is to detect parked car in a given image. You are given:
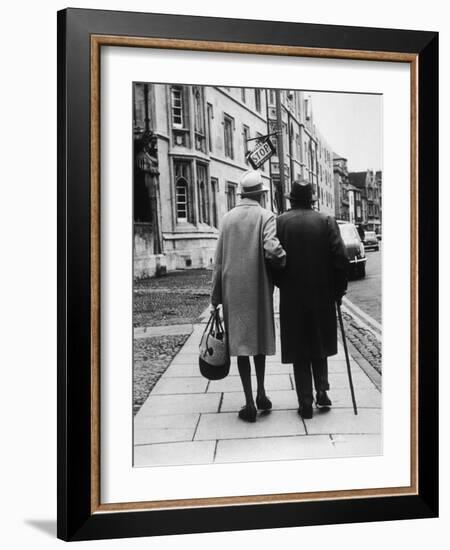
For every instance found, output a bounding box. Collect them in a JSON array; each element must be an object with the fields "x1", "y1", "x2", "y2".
[
  {"x1": 337, "y1": 221, "x2": 367, "y2": 278},
  {"x1": 363, "y1": 230, "x2": 380, "y2": 251}
]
